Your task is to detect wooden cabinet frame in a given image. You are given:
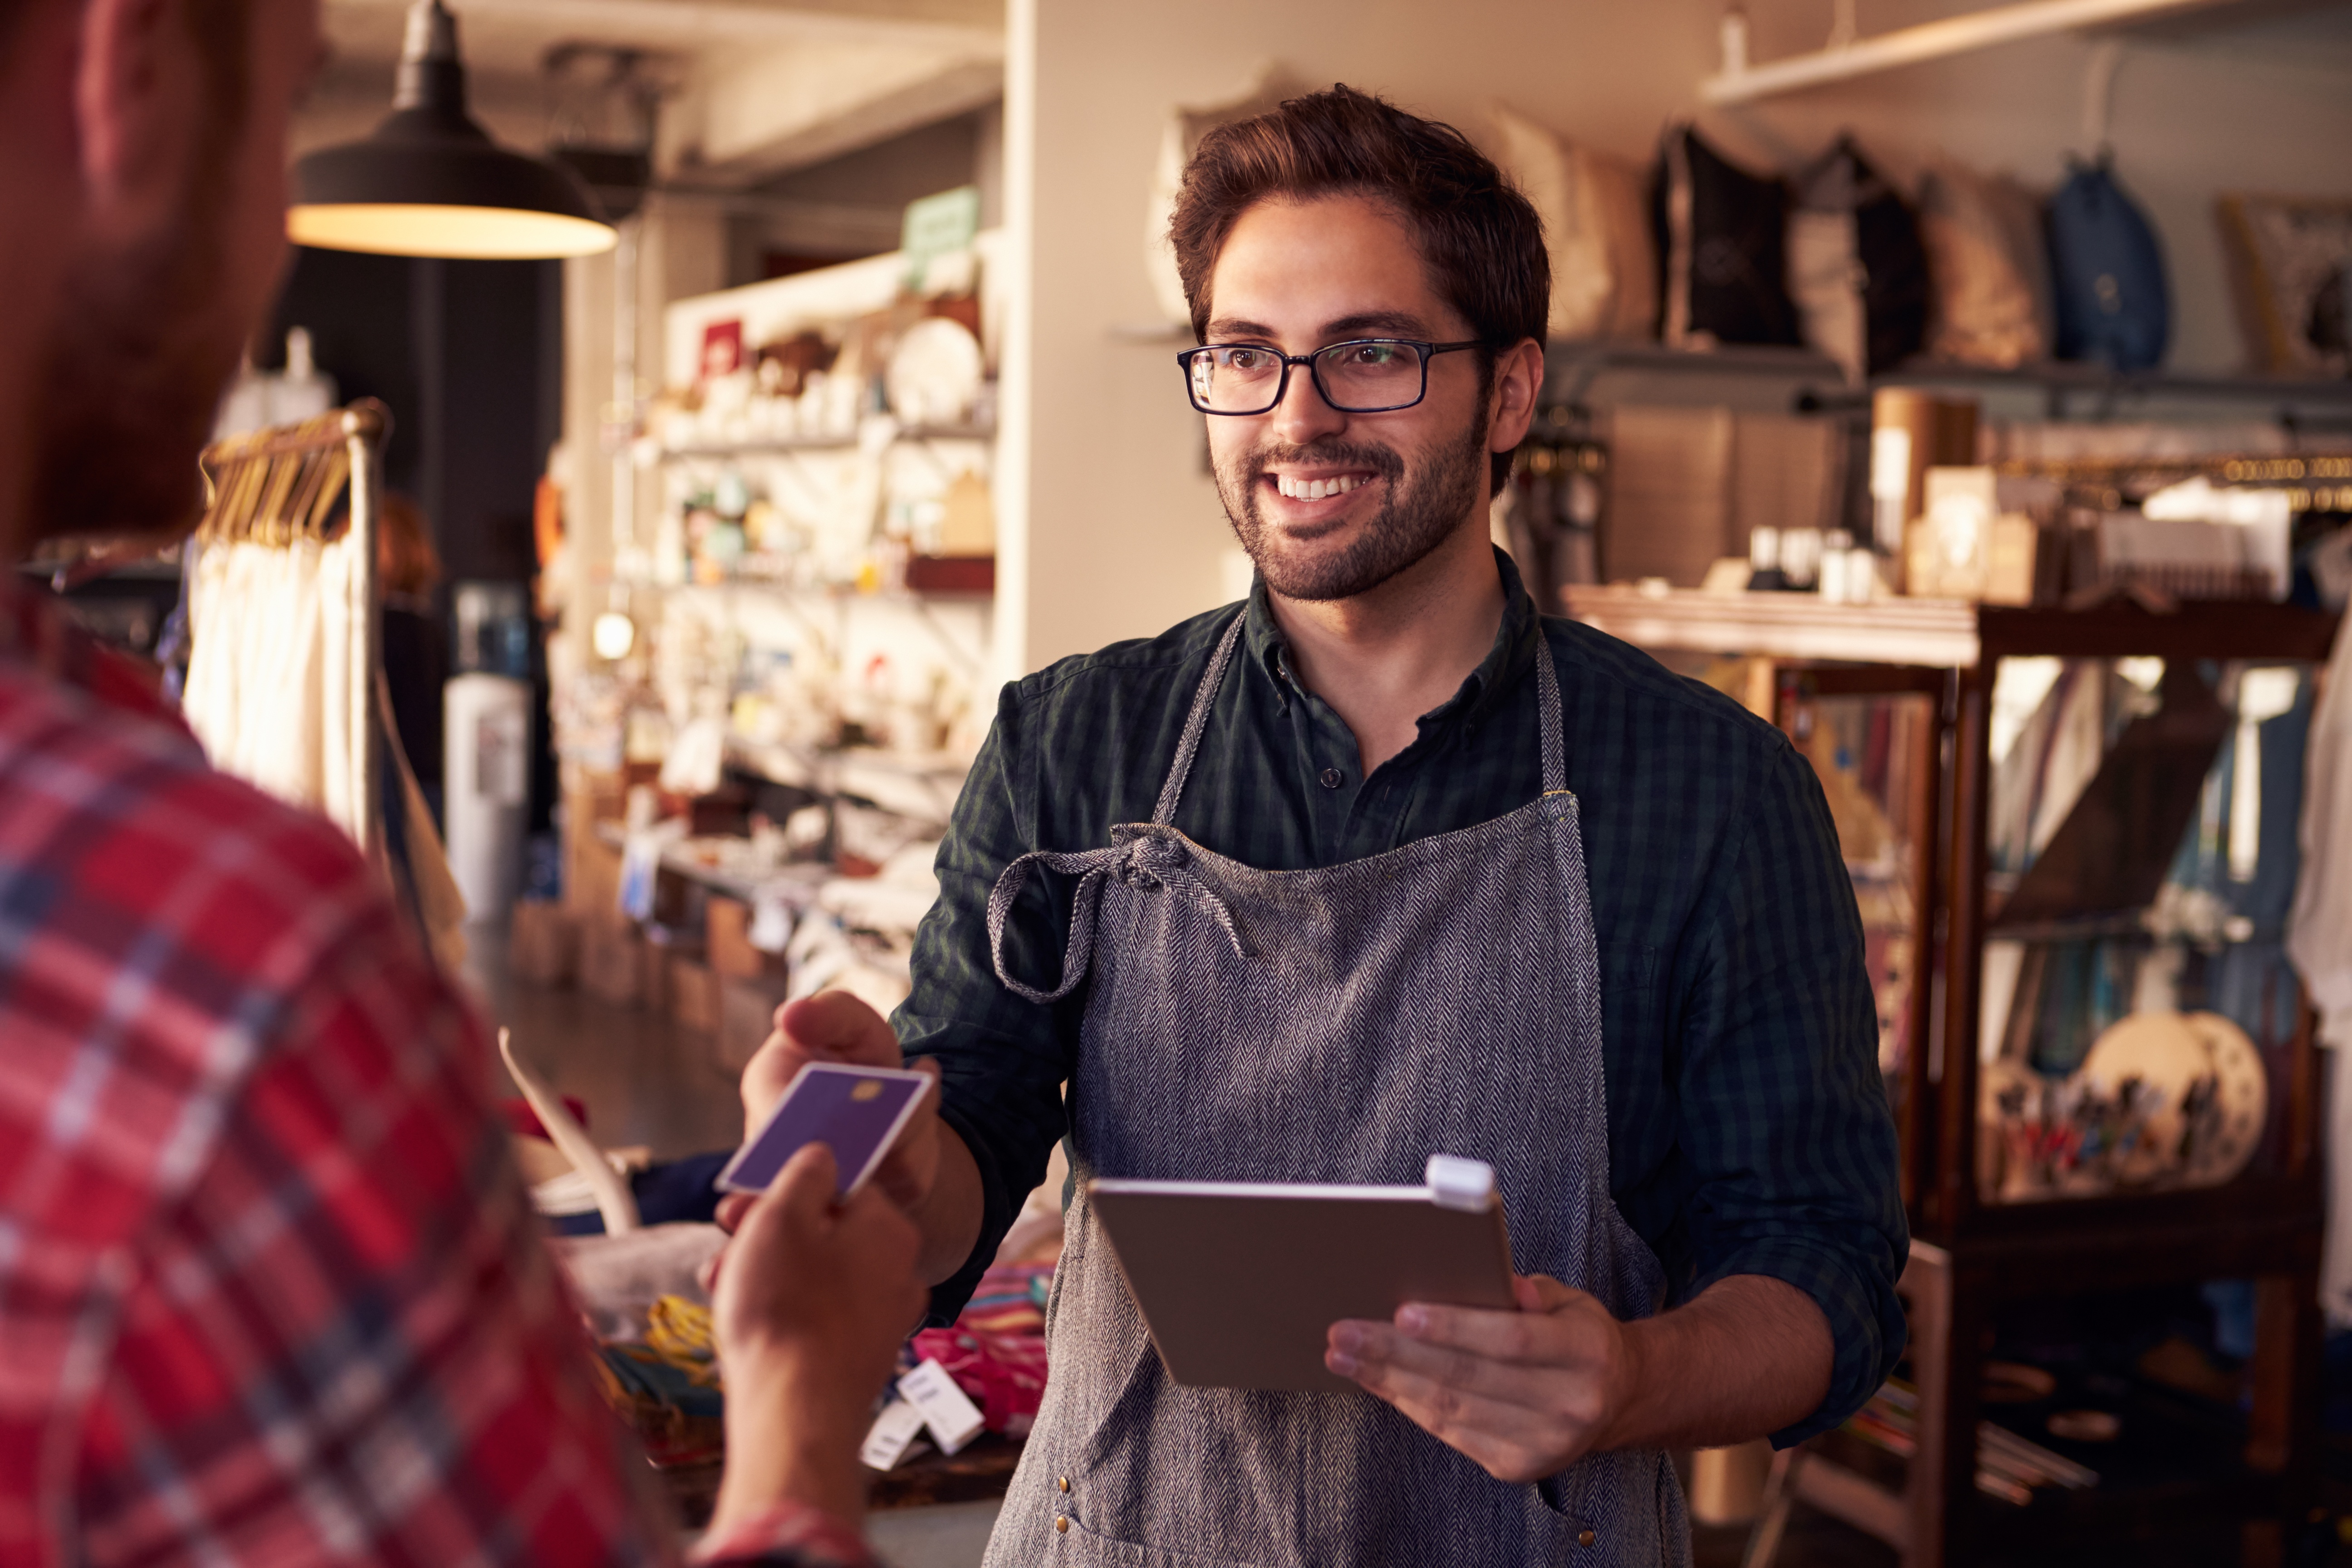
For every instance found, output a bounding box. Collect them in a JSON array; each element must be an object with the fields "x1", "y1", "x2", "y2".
[{"x1": 1566, "y1": 588, "x2": 2338, "y2": 1567}]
